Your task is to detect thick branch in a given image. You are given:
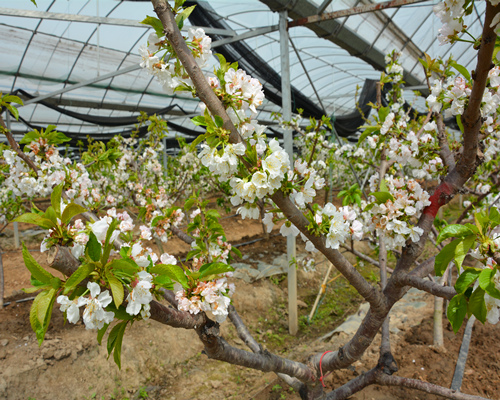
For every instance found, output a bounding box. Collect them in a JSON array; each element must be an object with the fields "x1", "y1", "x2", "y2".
[
  {"x1": 149, "y1": 299, "x2": 206, "y2": 329},
  {"x1": 436, "y1": 113, "x2": 455, "y2": 169},
  {"x1": 228, "y1": 305, "x2": 309, "y2": 395},
  {"x1": 151, "y1": 0, "x2": 242, "y2": 145},
  {"x1": 151, "y1": 0, "x2": 380, "y2": 311},
  {"x1": 325, "y1": 367, "x2": 379, "y2": 400},
  {"x1": 197, "y1": 320, "x2": 316, "y2": 382},
  {"x1": 47, "y1": 245, "x2": 81, "y2": 277},
  {"x1": 459, "y1": 2, "x2": 499, "y2": 174},
  {"x1": 398, "y1": 274, "x2": 456, "y2": 300},
  {"x1": 272, "y1": 191, "x2": 383, "y2": 310},
  {"x1": 377, "y1": 373, "x2": 489, "y2": 400}
]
